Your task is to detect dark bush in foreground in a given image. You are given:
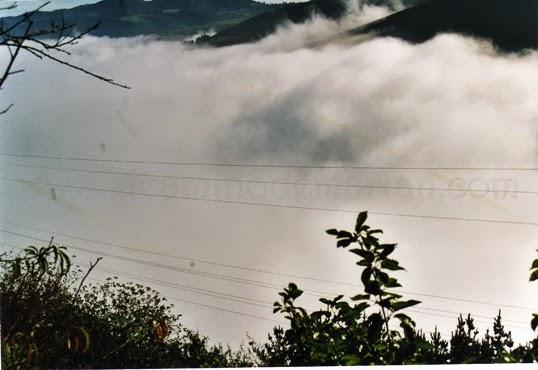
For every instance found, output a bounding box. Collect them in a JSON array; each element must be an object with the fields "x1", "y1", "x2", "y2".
[{"x1": 1, "y1": 212, "x2": 537, "y2": 368}]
